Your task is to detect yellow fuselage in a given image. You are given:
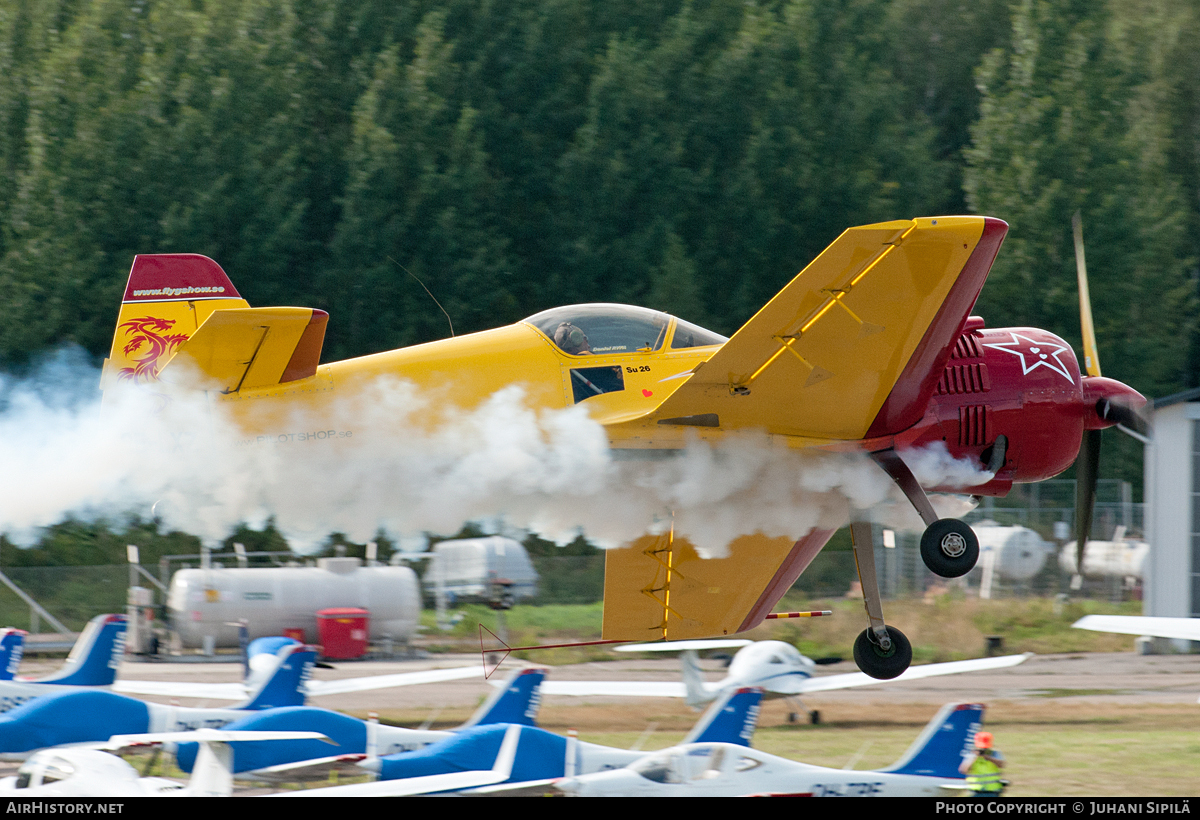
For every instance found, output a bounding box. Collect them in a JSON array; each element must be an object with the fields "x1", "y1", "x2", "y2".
[{"x1": 213, "y1": 320, "x2": 722, "y2": 449}]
